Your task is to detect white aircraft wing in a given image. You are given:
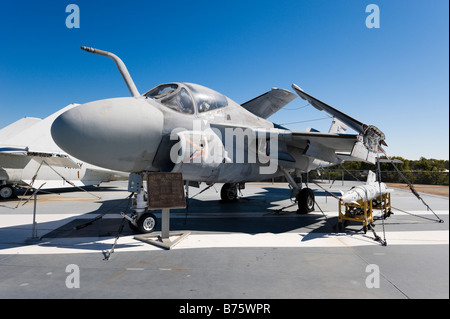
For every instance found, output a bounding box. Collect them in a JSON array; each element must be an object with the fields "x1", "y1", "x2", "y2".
[
  {"x1": 37, "y1": 154, "x2": 80, "y2": 168},
  {"x1": 2, "y1": 103, "x2": 80, "y2": 155},
  {"x1": 0, "y1": 150, "x2": 80, "y2": 169},
  {"x1": 288, "y1": 84, "x2": 388, "y2": 164},
  {"x1": 210, "y1": 122, "x2": 368, "y2": 164},
  {"x1": 291, "y1": 84, "x2": 367, "y2": 135},
  {"x1": 21, "y1": 179, "x2": 86, "y2": 189},
  {"x1": 241, "y1": 88, "x2": 297, "y2": 119},
  {"x1": 288, "y1": 131, "x2": 357, "y2": 151},
  {"x1": 291, "y1": 84, "x2": 386, "y2": 149},
  {"x1": 0, "y1": 104, "x2": 83, "y2": 170},
  {"x1": 0, "y1": 146, "x2": 29, "y2": 155}
]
